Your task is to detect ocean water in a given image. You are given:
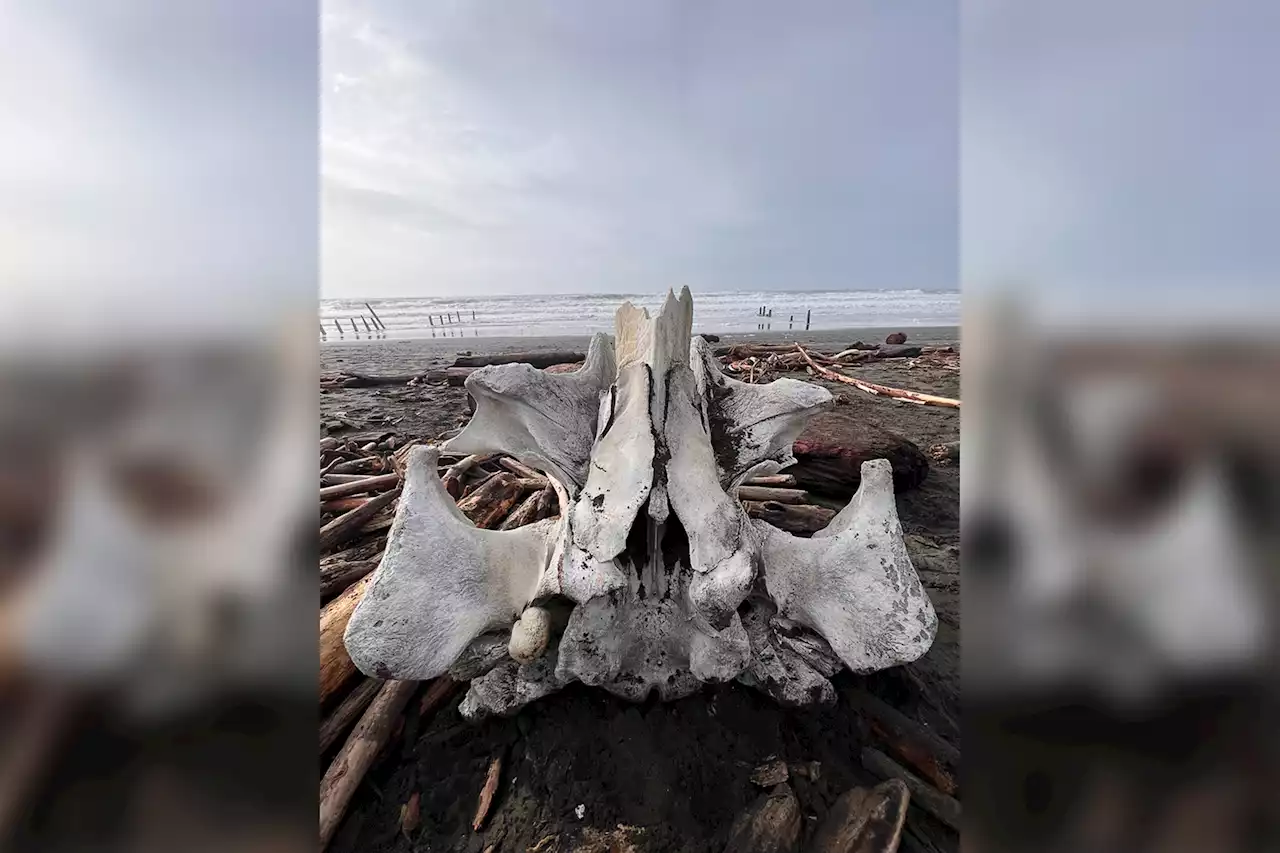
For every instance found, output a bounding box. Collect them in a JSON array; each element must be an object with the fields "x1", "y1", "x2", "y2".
[{"x1": 320, "y1": 289, "x2": 959, "y2": 340}]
